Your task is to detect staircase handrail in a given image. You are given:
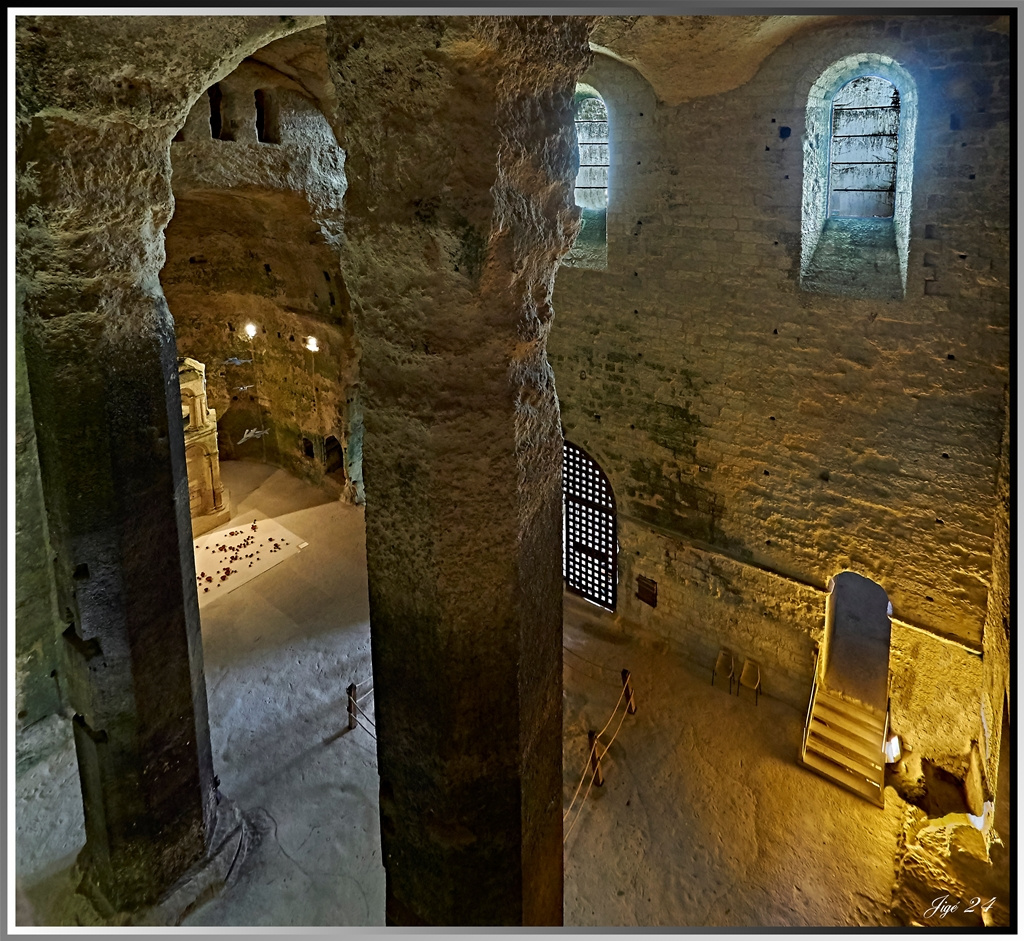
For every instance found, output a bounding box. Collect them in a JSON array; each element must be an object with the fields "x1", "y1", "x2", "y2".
[
  {"x1": 801, "y1": 644, "x2": 820, "y2": 758},
  {"x1": 882, "y1": 694, "x2": 891, "y2": 761}
]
